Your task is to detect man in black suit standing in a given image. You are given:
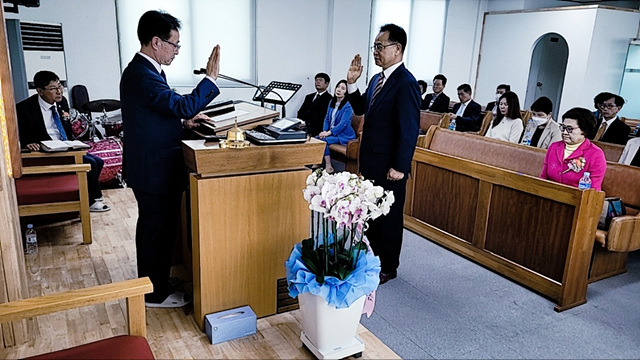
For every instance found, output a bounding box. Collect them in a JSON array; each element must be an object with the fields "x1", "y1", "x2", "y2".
[
  {"x1": 16, "y1": 70, "x2": 110, "y2": 212},
  {"x1": 346, "y1": 24, "x2": 420, "y2": 285},
  {"x1": 448, "y1": 84, "x2": 483, "y2": 132},
  {"x1": 592, "y1": 93, "x2": 630, "y2": 145},
  {"x1": 297, "y1": 73, "x2": 332, "y2": 137},
  {"x1": 421, "y1": 74, "x2": 450, "y2": 113}
]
